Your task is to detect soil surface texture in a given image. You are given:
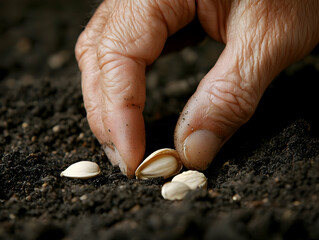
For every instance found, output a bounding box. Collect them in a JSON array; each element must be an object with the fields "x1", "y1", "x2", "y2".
[{"x1": 1, "y1": 1, "x2": 319, "y2": 239}]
